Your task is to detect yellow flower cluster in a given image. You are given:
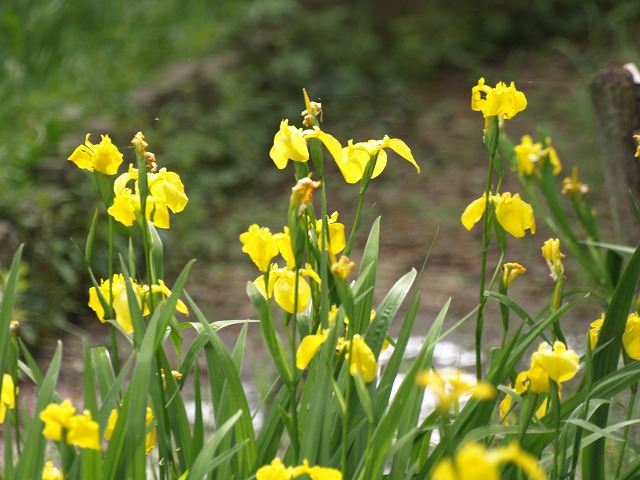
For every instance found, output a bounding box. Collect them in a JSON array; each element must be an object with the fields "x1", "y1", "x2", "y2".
[
  {"x1": 0, "y1": 373, "x2": 16, "y2": 423},
  {"x1": 108, "y1": 164, "x2": 188, "y2": 229},
  {"x1": 88, "y1": 274, "x2": 189, "y2": 333},
  {"x1": 514, "y1": 134, "x2": 562, "y2": 176},
  {"x1": 461, "y1": 192, "x2": 536, "y2": 238},
  {"x1": 501, "y1": 341, "x2": 579, "y2": 423},
  {"x1": 296, "y1": 307, "x2": 378, "y2": 383},
  {"x1": 240, "y1": 214, "x2": 346, "y2": 313},
  {"x1": 257, "y1": 457, "x2": 342, "y2": 480},
  {"x1": 40, "y1": 400, "x2": 100, "y2": 451},
  {"x1": 432, "y1": 442, "x2": 546, "y2": 480},
  {"x1": 105, "y1": 407, "x2": 156, "y2": 455},
  {"x1": 69, "y1": 132, "x2": 188, "y2": 229},
  {"x1": 269, "y1": 119, "x2": 419, "y2": 184}
]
